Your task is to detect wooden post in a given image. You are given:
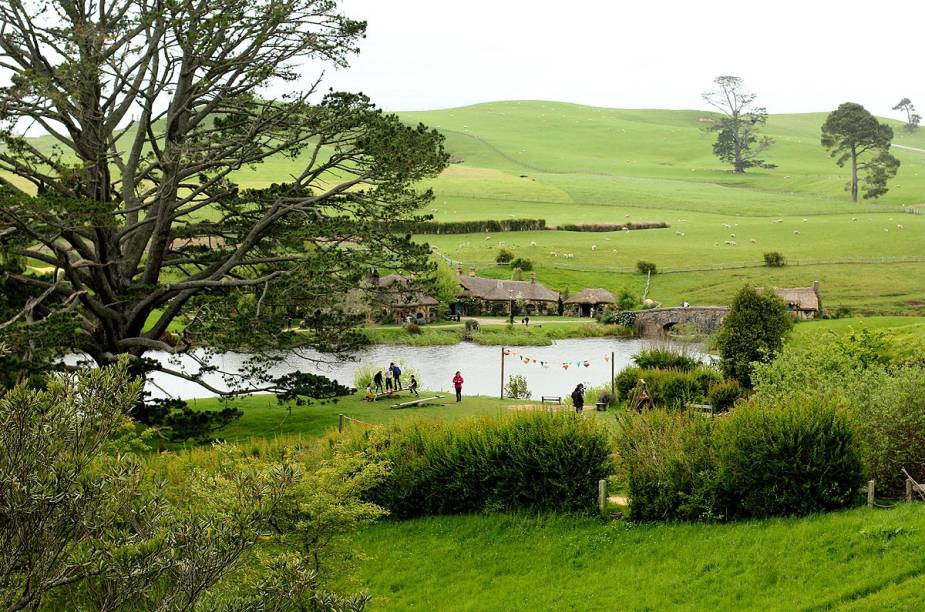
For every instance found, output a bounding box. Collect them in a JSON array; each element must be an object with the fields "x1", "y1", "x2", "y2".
[
  {"x1": 338, "y1": 414, "x2": 345, "y2": 433},
  {"x1": 610, "y1": 351, "x2": 615, "y2": 397},
  {"x1": 867, "y1": 479, "x2": 876, "y2": 508},
  {"x1": 598, "y1": 479, "x2": 608, "y2": 515},
  {"x1": 500, "y1": 346, "x2": 505, "y2": 399},
  {"x1": 907, "y1": 478, "x2": 914, "y2": 502}
]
